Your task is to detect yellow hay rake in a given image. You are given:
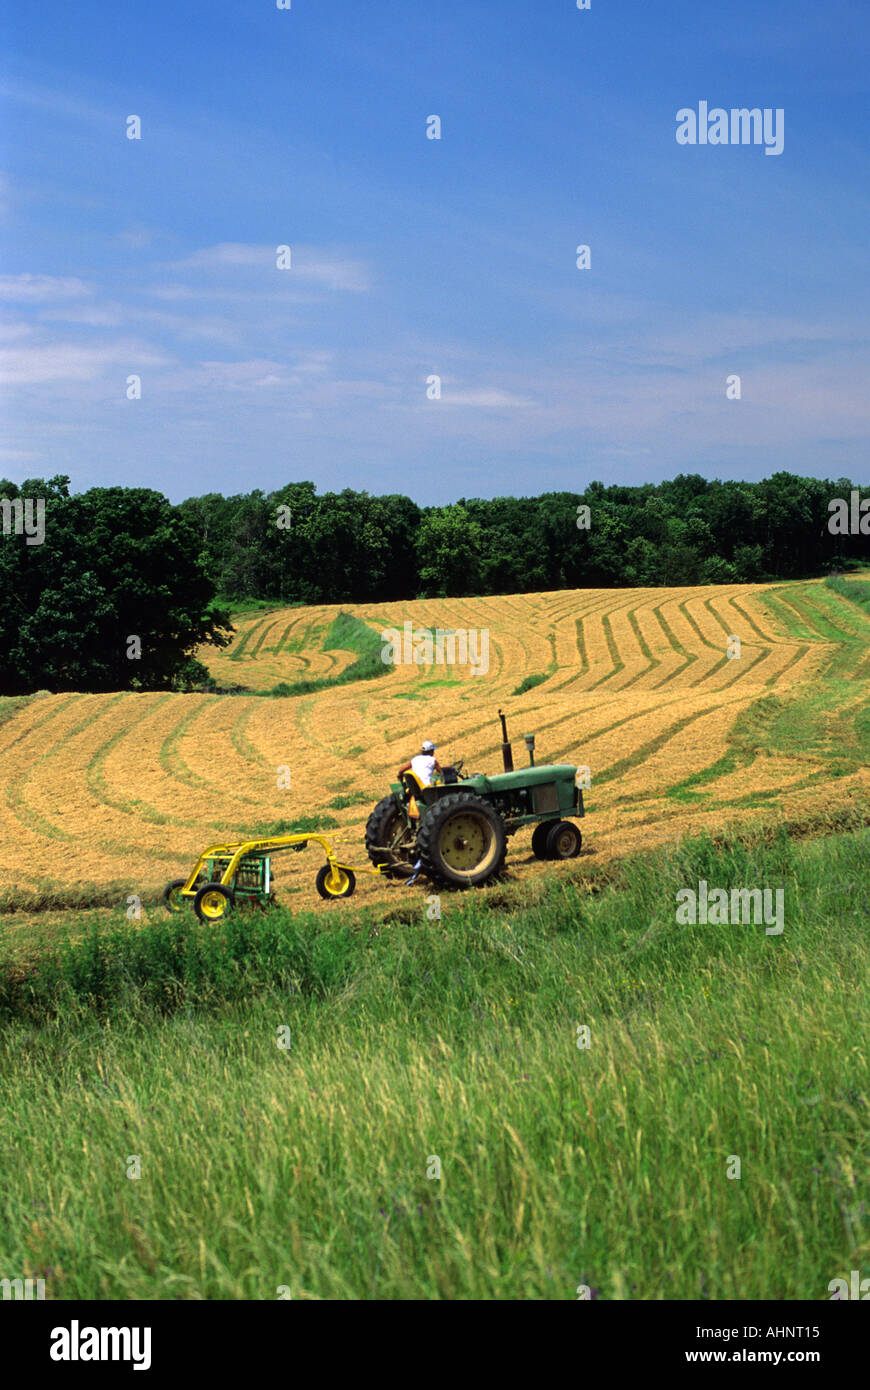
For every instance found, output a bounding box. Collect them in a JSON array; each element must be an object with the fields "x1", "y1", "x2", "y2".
[{"x1": 163, "y1": 833, "x2": 383, "y2": 923}]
